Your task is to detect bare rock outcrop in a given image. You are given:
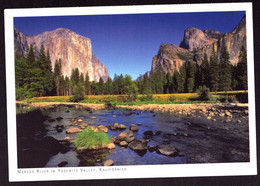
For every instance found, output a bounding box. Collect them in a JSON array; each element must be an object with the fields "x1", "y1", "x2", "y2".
[{"x1": 14, "y1": 28, "x2": 109, "y2": 82}]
